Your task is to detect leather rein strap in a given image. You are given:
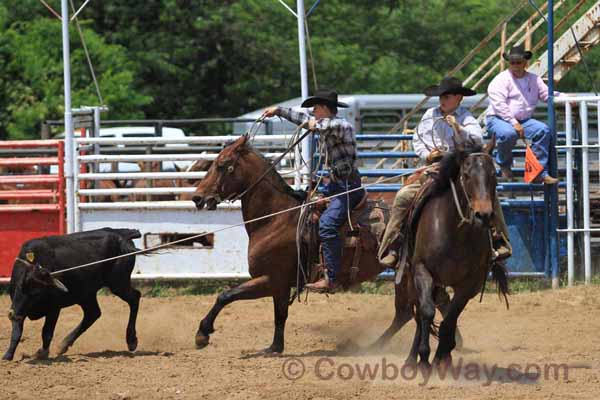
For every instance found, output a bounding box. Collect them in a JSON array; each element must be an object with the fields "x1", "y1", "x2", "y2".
[{"x1": 231, "y1": 124, "x2": 312, "y2": 201}]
